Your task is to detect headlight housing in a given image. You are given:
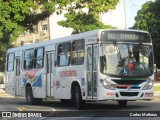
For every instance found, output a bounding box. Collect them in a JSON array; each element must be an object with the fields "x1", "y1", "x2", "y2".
[
  {"x1": 100, "y1": 79, "x2": 115, "y2": 90},
  {"x1": 143, "y1": 79, "x2": 153, "y2": 90}
]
